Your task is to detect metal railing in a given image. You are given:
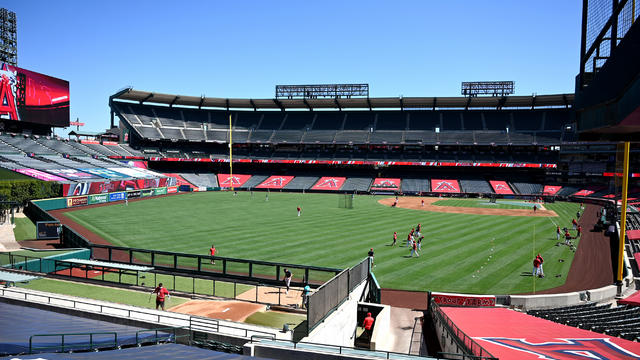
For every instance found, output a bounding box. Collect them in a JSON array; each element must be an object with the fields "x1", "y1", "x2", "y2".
[
  {"x1": 48, "y1": 258, "x2": 305, "y2": 307},
  {"x1": 430, "y1": 300, "x2": 497, "y2": 360},
  {"x1": 87, "y1": 243, "x2": 341, "y2": 288},
  {"x1": 0, "y1": 287, "x2": 278, "y2": 340},
  {"x1": 29, "y1": 332, "x2": 119, "y2": 354}
]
